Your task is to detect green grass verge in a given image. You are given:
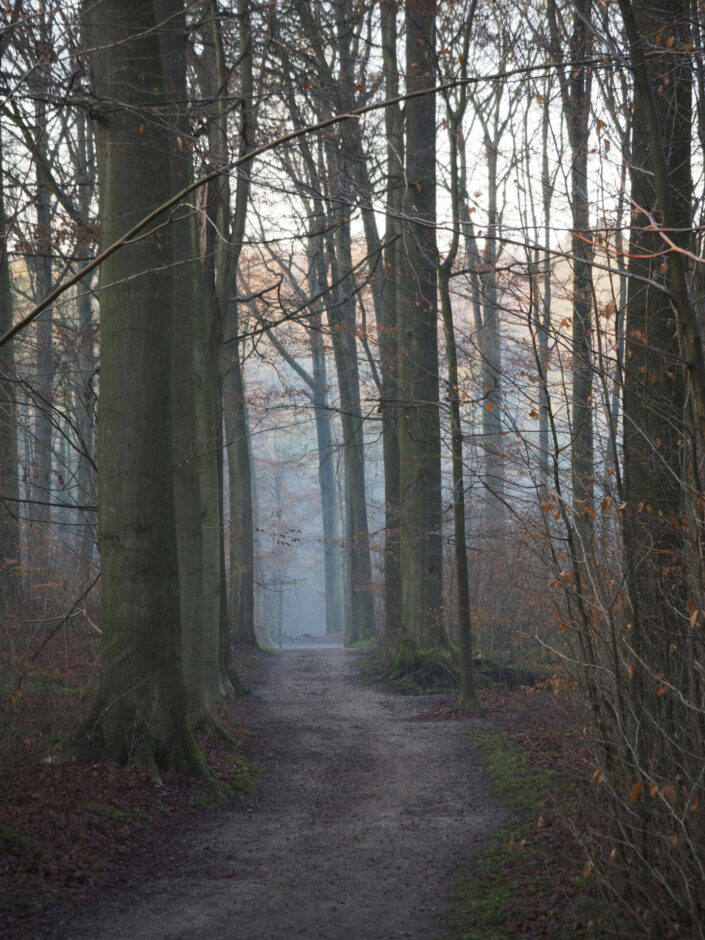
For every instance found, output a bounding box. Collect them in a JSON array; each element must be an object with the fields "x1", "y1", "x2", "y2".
[{"x1": 441, "y1": 730, "x2": 621, "y2": 939}]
